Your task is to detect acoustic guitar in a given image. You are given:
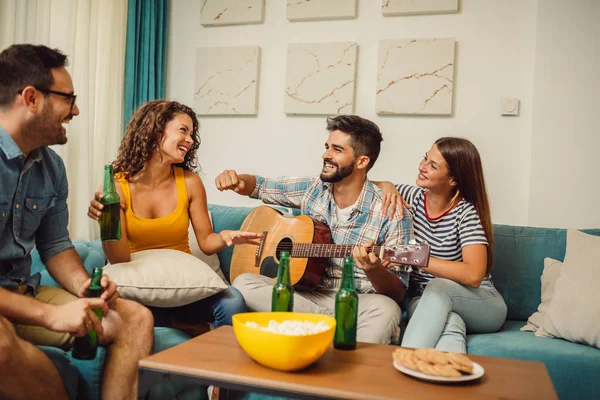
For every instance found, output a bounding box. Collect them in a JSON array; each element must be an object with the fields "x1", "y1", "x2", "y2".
[{"x1": 230, "y1": 206, "x2": 430, "y2": 290}]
